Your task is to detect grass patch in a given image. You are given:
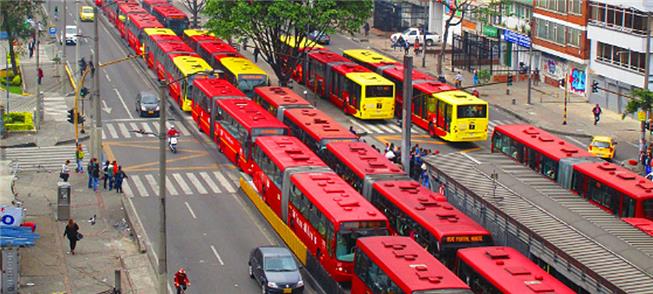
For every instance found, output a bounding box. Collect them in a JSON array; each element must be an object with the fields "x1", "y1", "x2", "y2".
[
  {"x1": 3, "y1": 112, "x2": 34, "y2": 131},
  {"x1": 0, "y1": 84, "x2": 23, "y2": 95}
]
